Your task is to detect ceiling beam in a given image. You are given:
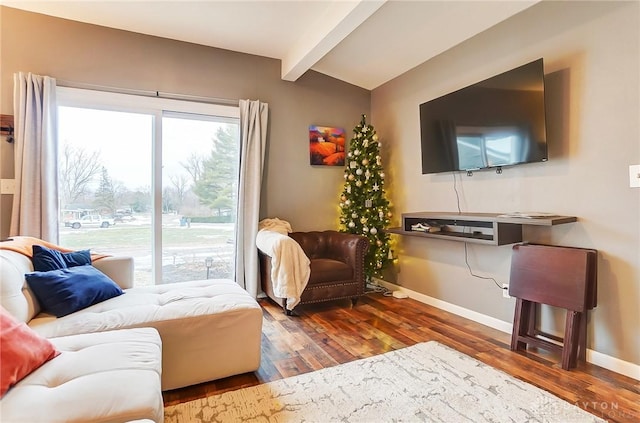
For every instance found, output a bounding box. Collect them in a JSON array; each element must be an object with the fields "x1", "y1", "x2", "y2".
[{"x1": 281, "y1": 0, "x2": 386, "y2": 83}]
